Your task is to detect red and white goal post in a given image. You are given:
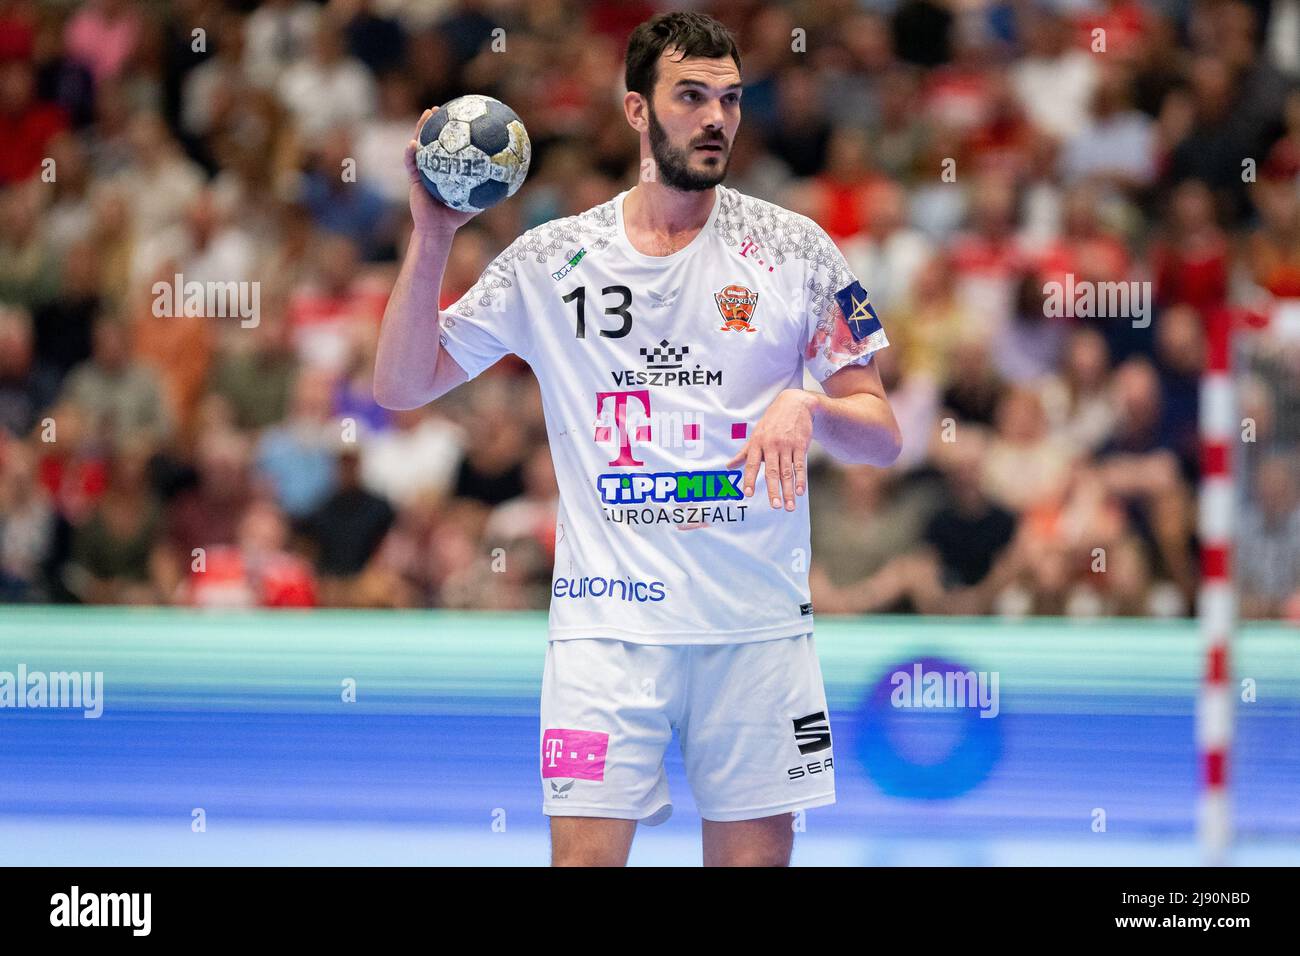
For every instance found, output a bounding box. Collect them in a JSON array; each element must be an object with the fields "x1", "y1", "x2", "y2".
[{"x1": 1197, "y1": 298, "x2": 1300, "y2": 863}]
